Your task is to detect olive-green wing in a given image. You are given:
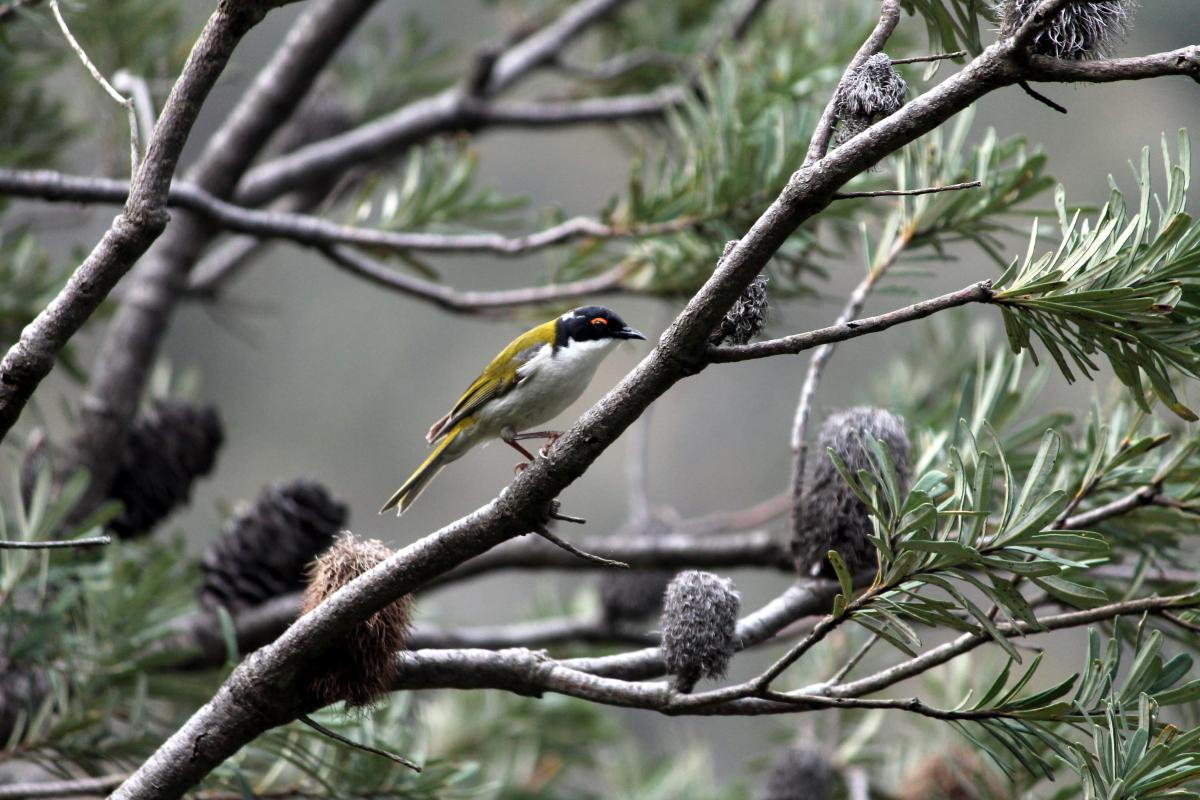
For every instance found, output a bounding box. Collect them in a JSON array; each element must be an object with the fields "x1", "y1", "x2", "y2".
[{"x1": 425, "y1": 320, "x2": 556, "y2": 443}]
